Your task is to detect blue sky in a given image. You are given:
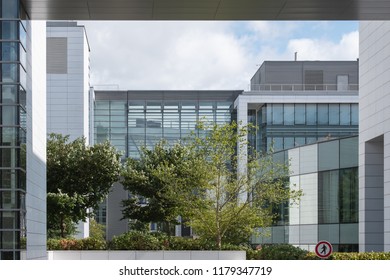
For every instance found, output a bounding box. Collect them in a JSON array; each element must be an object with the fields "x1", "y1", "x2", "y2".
[{"x1": 83, "y1": 21, "x2": 359, "y2": 90}]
